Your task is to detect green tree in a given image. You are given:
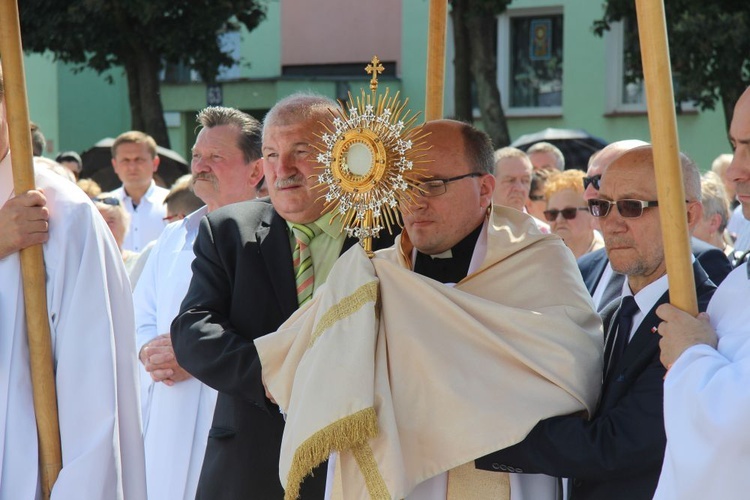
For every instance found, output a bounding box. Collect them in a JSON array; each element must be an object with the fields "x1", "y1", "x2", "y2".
[
  {"x1": 450, "y1": 0, "x2": 512, "y2": 148},
  {"x1": 595, "y1": 1, "x2": 750, "y2": 133},
  {"x1": 19, "y1": 0, "x2": 266, "y2": 147}
]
